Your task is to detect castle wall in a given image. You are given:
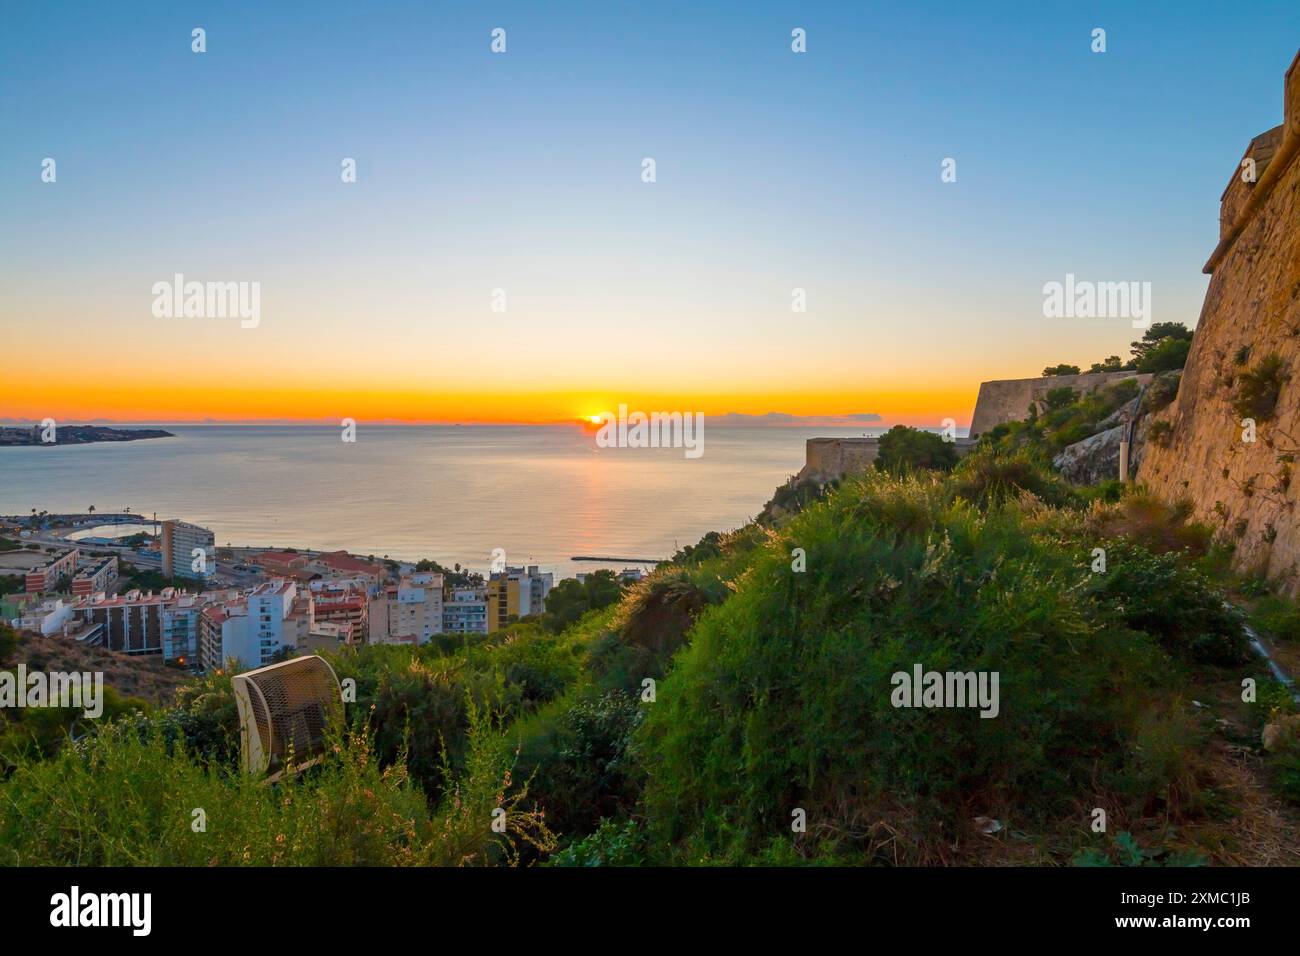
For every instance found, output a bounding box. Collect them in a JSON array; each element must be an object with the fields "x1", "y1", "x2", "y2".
[
  {"x1": 804, "y1": 438, "x2": 881, "y2": 478},
  {"x1": 1142, "y1": 49, "x2": 1300, "y2": 592},
  {"x1": 800, "y1": 436, "x2": 976, "y2": 483},
  {"x1": 968, "y1": 371, "x2": 1150, "y2": 437}
]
